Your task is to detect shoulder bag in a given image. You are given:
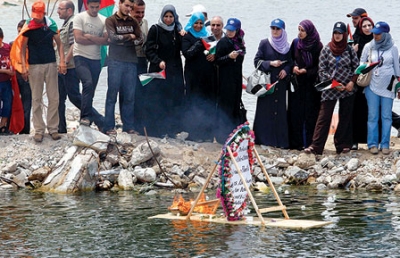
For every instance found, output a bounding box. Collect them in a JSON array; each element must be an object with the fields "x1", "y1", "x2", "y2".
[
  {"x1": 246, "y1": 60, "x2": 273, "y2": 97},
  {"x1": 357, "y1": 48, "x2": 373, "y2": 87}
]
